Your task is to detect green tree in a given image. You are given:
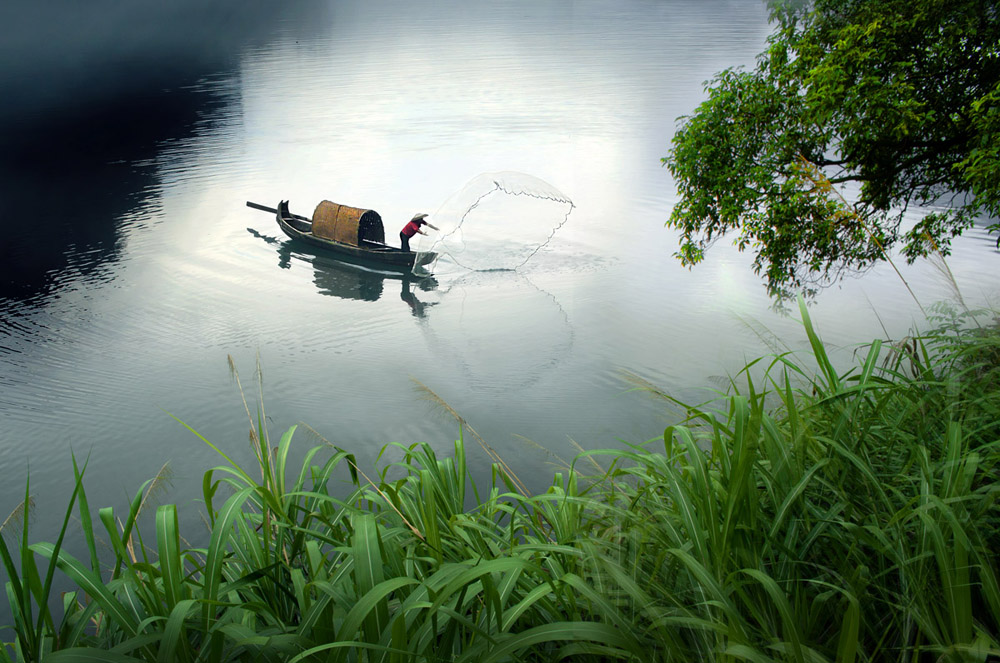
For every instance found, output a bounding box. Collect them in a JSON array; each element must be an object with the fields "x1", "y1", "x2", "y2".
[{"x1": 663, "y1": 0, "x2": 1000, "y2": 299}]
